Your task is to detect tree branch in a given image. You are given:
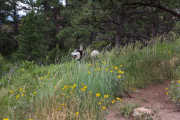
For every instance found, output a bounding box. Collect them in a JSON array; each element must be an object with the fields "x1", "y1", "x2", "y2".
[{"x1": 123, "y1": 2, "x2": 180, "y2": 18}]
